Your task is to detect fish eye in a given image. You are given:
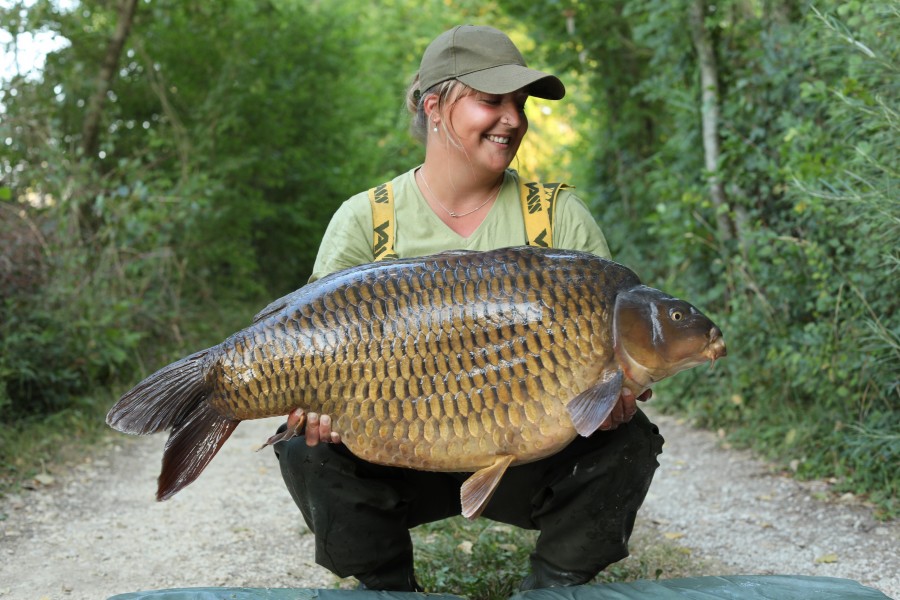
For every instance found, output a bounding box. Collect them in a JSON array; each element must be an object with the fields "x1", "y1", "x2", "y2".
[{"x1": 670, "y1": 309, "x2": 684, "y2": 321}]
